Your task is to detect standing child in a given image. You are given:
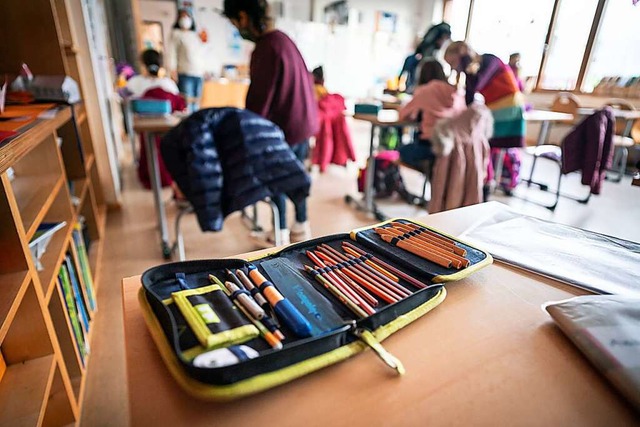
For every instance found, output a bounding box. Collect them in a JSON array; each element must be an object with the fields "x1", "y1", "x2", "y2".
[
  {"x1": 166, "y1": 9, "x2": 206, "y2": 112},
  {"x1": 223, "y1": 0, "x2": 318, "y2": 247},
  {"x1": 444, "y1": 41, "x2": 525, "y2": 193}
]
